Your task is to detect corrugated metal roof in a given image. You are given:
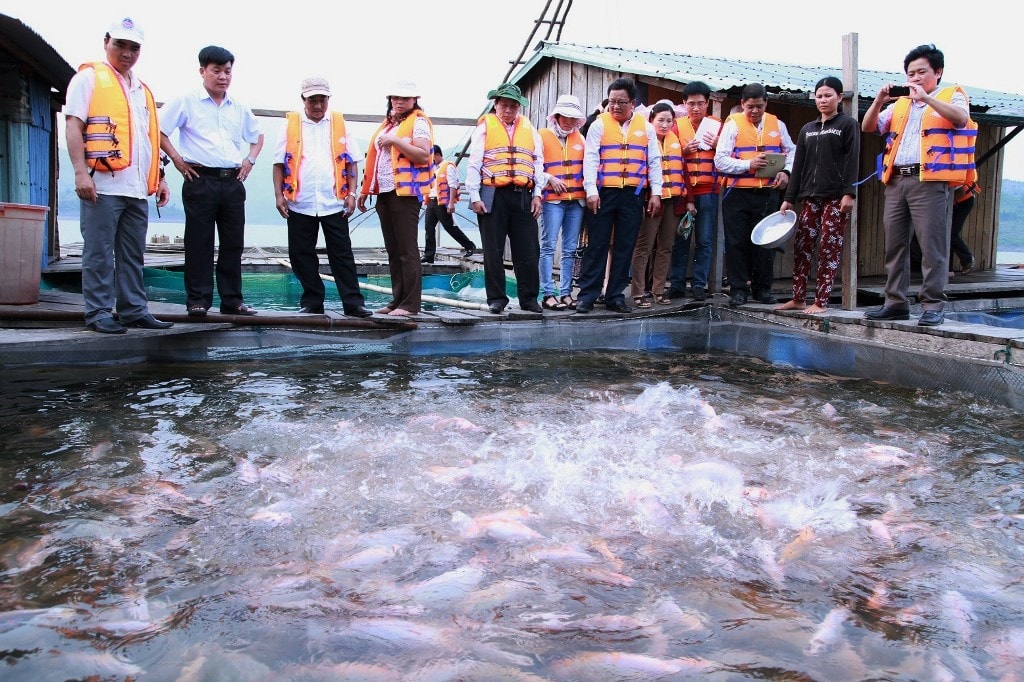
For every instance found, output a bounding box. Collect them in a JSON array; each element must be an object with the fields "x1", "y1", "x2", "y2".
[
  {"x1": 514, "y1": 42, "x2": 1024, "y2": 126},
  {"x1": 0, "y1": 13, "x2": 75, "y2": 96}
]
